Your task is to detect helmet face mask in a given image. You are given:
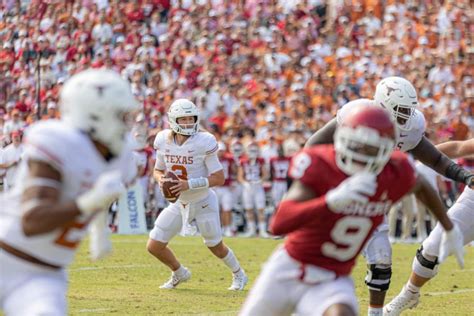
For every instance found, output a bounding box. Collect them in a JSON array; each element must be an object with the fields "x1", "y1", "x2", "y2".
[
  {"x1": 60, "y1": 69, "x2": 139, "y2": 156},
  {"x1": 335, "y1": 105, "x2": 396, "y2": 176},
  {"x1": 374, "y1": 77, "x2": 418, "y2": 131},
  {"x1": 168, "y1": 99, "x2": 200, "y2": 136},
  {"x1": 335, "y1": 126, "x2": 395, "y2": 175}
]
